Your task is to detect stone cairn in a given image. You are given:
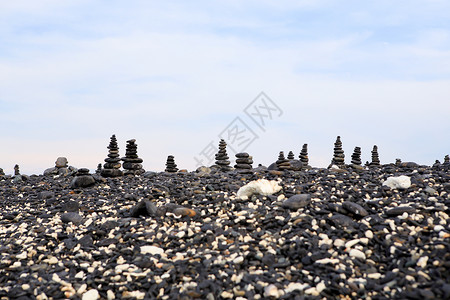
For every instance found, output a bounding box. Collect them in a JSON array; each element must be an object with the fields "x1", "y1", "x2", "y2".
[
  {"x1": 330, "y1": 136, "x2": 345, "y2": 167},
  {"x1": 234, "y1": 152, "x2": 253, "y2": 172},
  {"x1": 43, "y1": 157, "x2": 76, "y2": 176},
  {"x1": 287, "y1": 151, "x2": 295, "y2": 160},
  {"x1": 122, "y1": 139, "x2": 145, "y2": 175},
  {"x1": 370, "y1": 145, "x2": 381, "y2": 166},
  {"x1": 444, "y1": 155, "x2": 450, "y2": 164},
  {"x1": 96, "y1": 164, "x2": 102, "y2": 174},
  {"x1": 70, "y1": 168, "x2": 95, "y2": 188},
  {"x1": 165, "y1": 155, "x2": 179, "y2": 173},
  {"x1": 214, "y1": 139, "x2": 232, "y2": 171},
  {"x1": 351, "y1": 147, "x2": 362, "y2": 169},
  {"x1": 0, "y1": 168, "x2": 4, "y2": 177},
  {"x1": 101, "y1": 134, "x2": 123, "y2": 177},
  {"x1": 14, "y1": 164, "x2": 20, "y2": 176},
  {"x1": 299, "y1": 144, "x2": 309, "y2": 167},
  {"x1": 276, "y1": 151, "x2": 291, "y2": 170}
]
